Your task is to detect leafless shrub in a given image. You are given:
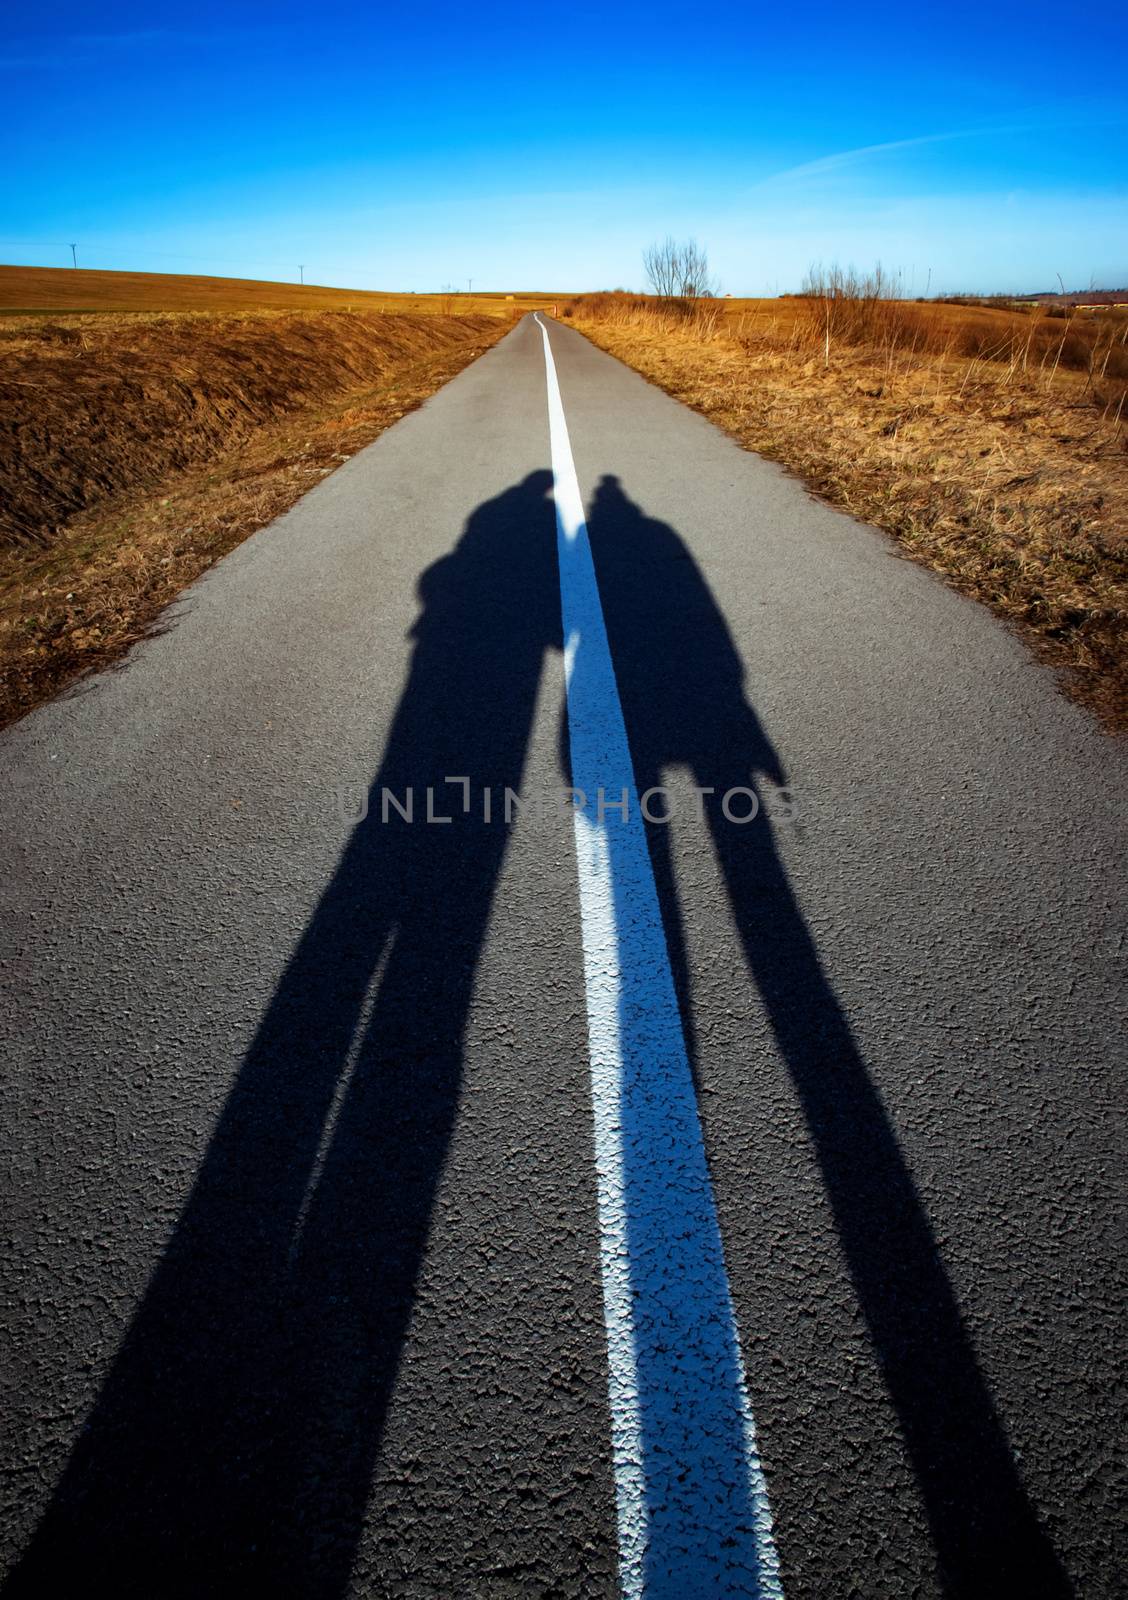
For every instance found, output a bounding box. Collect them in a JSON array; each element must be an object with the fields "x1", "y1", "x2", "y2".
[{"x1": 799, "y1": 263, "x2": 916, "y2": 364}]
